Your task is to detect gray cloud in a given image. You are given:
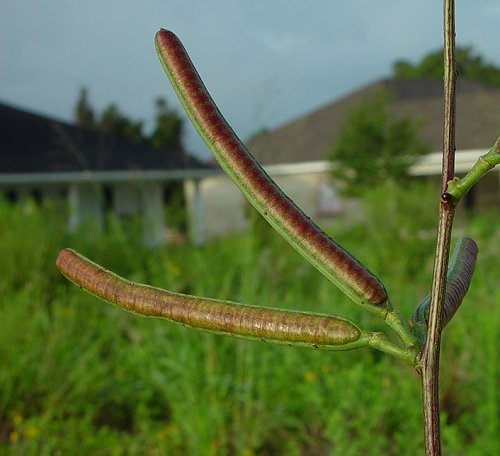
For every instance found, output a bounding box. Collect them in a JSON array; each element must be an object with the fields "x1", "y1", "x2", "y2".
[{"x1": 1, "y1": 1, "x2": 498, "y2": 159}]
